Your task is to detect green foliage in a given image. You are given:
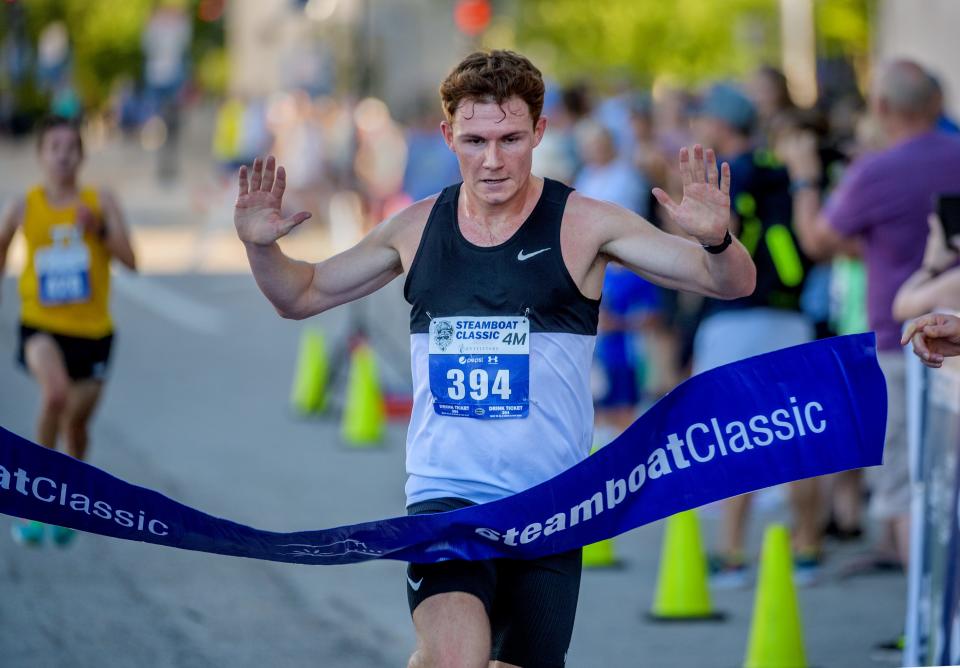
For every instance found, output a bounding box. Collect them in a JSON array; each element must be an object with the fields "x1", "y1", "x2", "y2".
[
  {"x1": 514, "y1": 0, "x2": 780, "y2": 86},
  {"x1": 196, "y1": 47, "x2": 227, "y2": 96},
  {"x1": 815, "y1": 0, "x2": 874, "y2": 57},
  {"x1": 16, "y1": 0, "x2": 225, "y2": 110},
  {"x1": 22, "y1": 0, "x2": 153, "y2": 108},
  {"x1": 513, "y1": 0, "x2": 873, "y2": 87}
]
